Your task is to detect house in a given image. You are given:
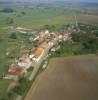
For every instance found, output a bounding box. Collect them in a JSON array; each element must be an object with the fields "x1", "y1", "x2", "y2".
[
  {"x1": 51, "y1": 31, "x2": 60, "y2": 37},
  {"x1": 58, "y1": 34, "x2": 63, "y2": 39},
  {"x1": 37, "y1": 30, "x2": 49, "y2": 38},
  {"x1": 63, "y1": 32, "x2": 70, "y2": 41},
  {"x1": 39, "y1": 40, "x2": 49, "y2": 49},
  {"x1": 47, "y1": 38, "x2": 54, "y2": 46},
  {"x1": 31, "y1": 30, "x2": 49, "y2": 41},
  {"x1": 38, "y1": 31, "x2": 45, "y2": 38},
  {"x1": 31, "y1": 60, "x2": 37, "y2": 68},
  {"x1": 18, "y1": 31, "x2": 27, "y2": 34},
  {"x1": 17, "y1": 54, "x2": 31, "y2": 69},
  {"x1": 8, "y1": 64, "x2": 23, "y2": 76},
  {"x1": 16, "y1": 26, "x2": 31, "y2": 31},
  {"x1": 8, "y1": 54, "x2": 32, "y2": 77},
  {"x1": 29, "y1": 47, "x2": 44, "y2": 62},
  {"x1": 32, "y1": 35, "x2": 40, "y2": 41},
  {"x1": 51, "y1": 44, "x2": 60, "y2": 52},
  {"x1": 44, "y1": 30, "x2": 49, "y2": 35},
  {"x1": 16, "y1": 27, "x2": 26, "y2": 30}
]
